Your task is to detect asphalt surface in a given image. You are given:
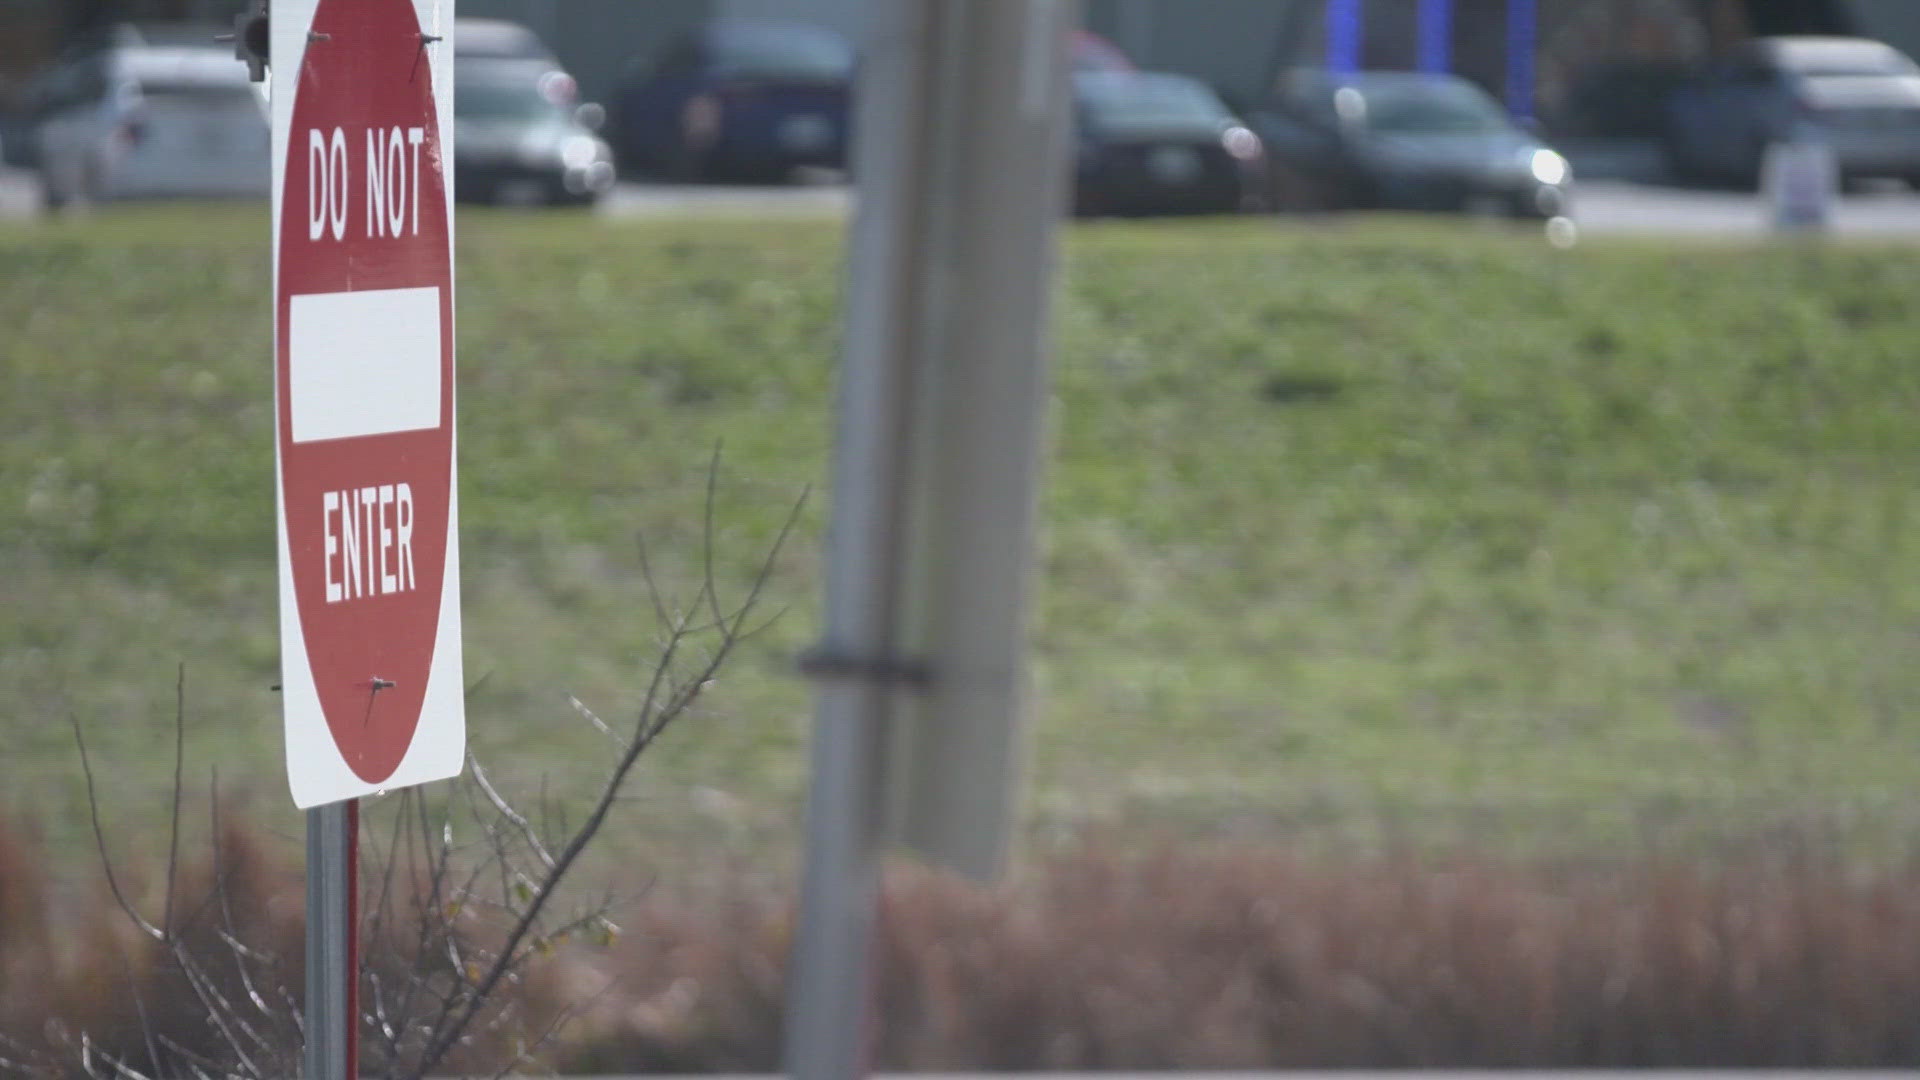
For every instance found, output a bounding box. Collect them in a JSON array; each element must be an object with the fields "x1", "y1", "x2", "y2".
[
  {"x1": 9, "y1": 164, "x2": 1920, "y2": 239},
  {"x1": 0, "y1": 168, "x2": 39, "y2": 219},
  {"x1": 596, "y1": 1074, "x2": 1915, "y2": 1080},
  {"x1": 1572, "y1": 178, "x2": 1920, "y2": 238},
  {"x1": 594, "y1": 176, "x2": 1920, "y2": 240}
]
